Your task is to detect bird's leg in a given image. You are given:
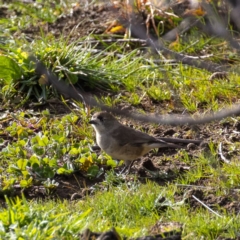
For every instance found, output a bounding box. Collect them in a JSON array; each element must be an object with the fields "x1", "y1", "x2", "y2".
[
  {"x1": 120, "y1": 164, "x2": 129, "y2": 174},
  {"x1": 120, "y1": 160, "x2": 136, "y2": 174}
]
